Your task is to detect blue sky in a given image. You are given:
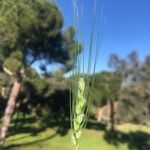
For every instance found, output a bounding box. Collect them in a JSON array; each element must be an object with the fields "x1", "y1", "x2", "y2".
[{"x1": 55, "y1": 0, "x2": 150, "y2": 72}]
